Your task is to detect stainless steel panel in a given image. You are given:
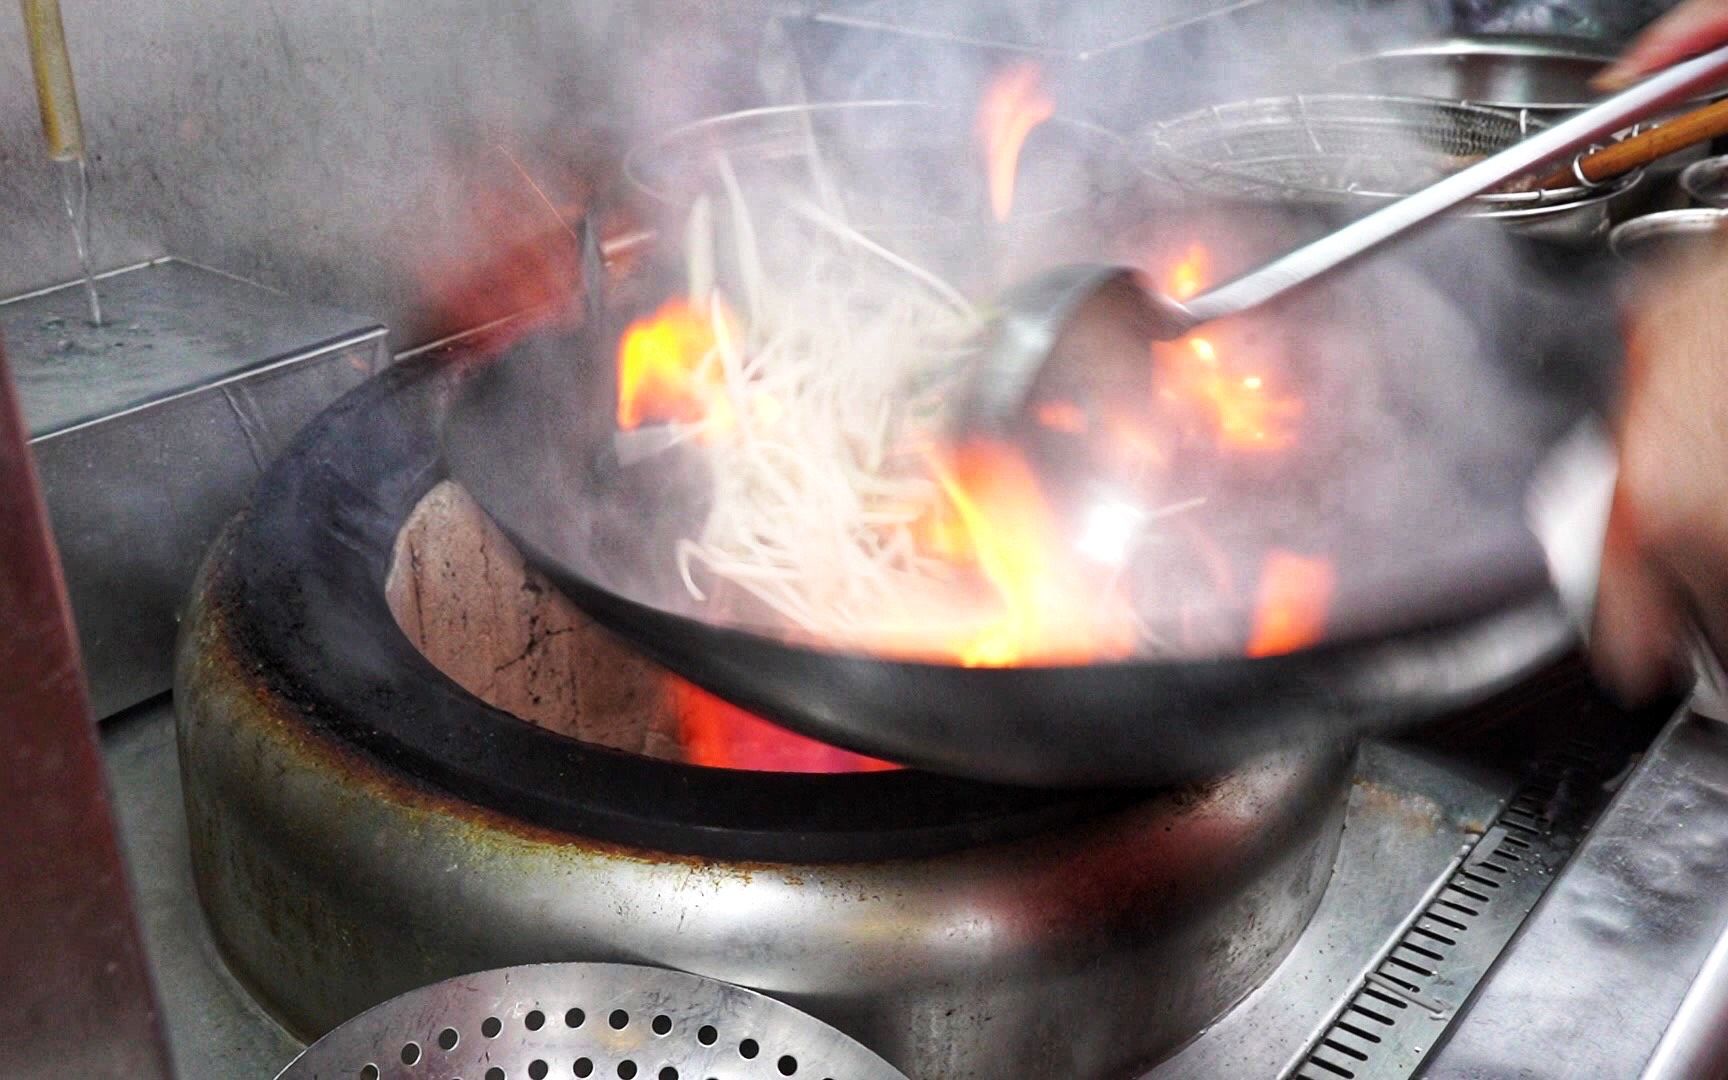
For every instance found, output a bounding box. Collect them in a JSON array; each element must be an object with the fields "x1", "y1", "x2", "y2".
[
  {"x1": 1148, "y1": 742, "x2": 1511, "y2": 1080},
  {"x1": 0, "y1": 339, "x2": 173, "y2": 1080},
  {"x1": 1420, "y1": 708, "x2": 1728, "y2": 1079},
  {"x1": 6, "y1": 257, "x2": 387, "y2": 717}
]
